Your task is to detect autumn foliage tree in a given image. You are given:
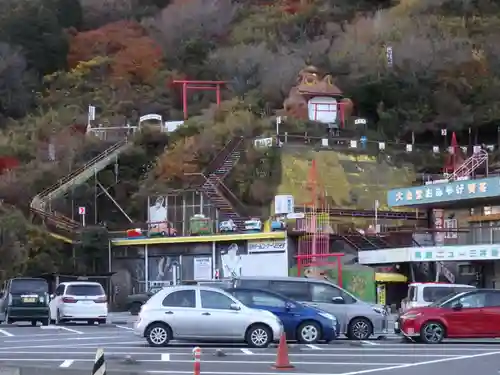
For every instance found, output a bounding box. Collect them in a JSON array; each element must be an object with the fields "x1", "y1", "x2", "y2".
[{"x1": 67, "y1": 20, "x2": 163, "y2": 84}]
